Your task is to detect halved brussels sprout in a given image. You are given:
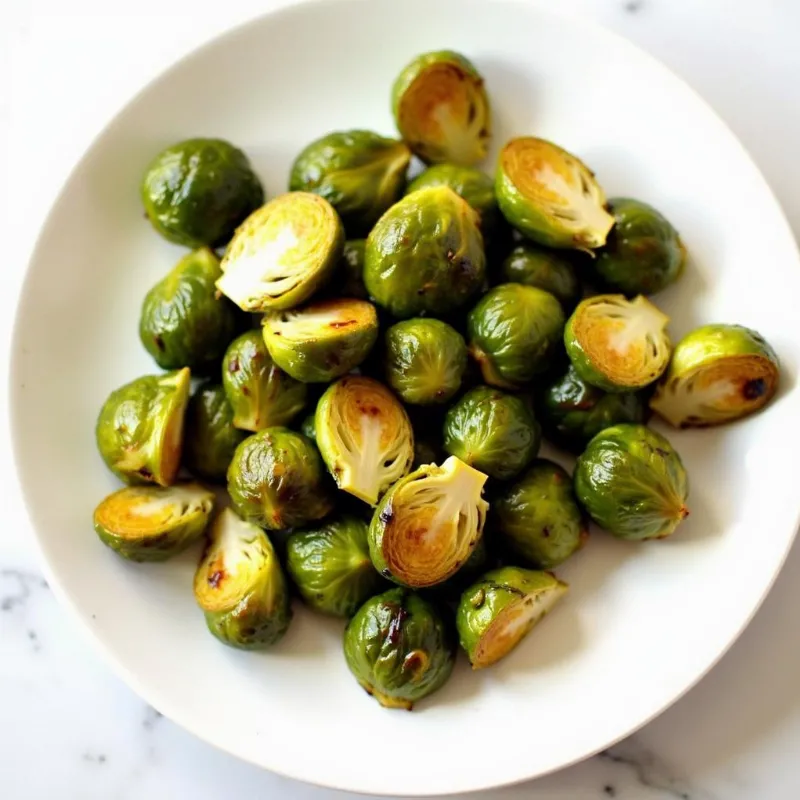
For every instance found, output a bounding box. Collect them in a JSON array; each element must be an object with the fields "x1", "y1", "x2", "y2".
[
  {"x1": 227, "y1": 428, "x2": 334, "y2": 530},
  {"x1": 467, "y1": 283, "x2": 565, "y2": 388},
  {"x1": 286, "y1": 515, "x2": 384, "y2": 617},
  {"x1": 650, "y1": 324, "x2": 780, "y2": 428},
  {"x1": 262, "y1": 298, "x2": 379, "y2": 383},
  {"x1": 336, "y1": 239, "x2": 368, "y2": 300},
  {"x1": 216, "y1": 192, "x2": 343, "y2": 312},
  {"x1": 392, "y1": 50, "x2": 490, "y2": 166},
  {"x1": 344, "y1": 587, "x2": 455, "y2": 709},
  {"x1": 385, "y1": 318, "x2": 467, "y2": 405},
  {"x1": 368, "y1": 455, "x2": 488, "y2": 588},
  {"x1": 289, "y1": 130, "x2": 410, "y2": 235},
  {"x1": 141, "y1": 138, "x2": 264, "y2": 248},
  {"x1": 574, "y1": 423, "x2": 689, "y2": 540},
  {"x1": 183, "y1": 382, "x2": 246, "y2": 482},
  {"x1": 565, "y1": 294, "x2": 671, "y2": 392},
  {"x1": 315, "y1": 376, "x2": 414, "y2": 504},
  {"x1": 364, "y1": 186, "x2": 486, "y2": 319},
  {"x1": 594, "y1": 198, "x2": 686, "y2": 296},
  {"x1": 194, "y1": 508, "x2": 292, "y2": 649},
  {"x1": 406, "y1": 164, "x2": 499, "y2": 238},
  {"x1": 95, "y1": 368, "x2": 190, "y2": 486},
  {"x1": 93, "y1": 483, "x2": 214, "y2": 562},
  {"x1": 501, "y1": 243, "x2": 581, "y2": 311},
  {"x1": 221, "y1": 330, "x2": 307, "y2": 431},
  {"x1": 456, "y1": 567, "x2": 568, "y2": 668},
  {"x1": 442, "y1": 386, "x2": 540, "y2": 481},
  {"x1": 496, "y1": 137, "x2": 613, "y2": 250},
  {"x1": 538, "y1": 364, "x2": 646, "y2": 451},
  {"x1": 492, "y1": 460, "x2": 588, "y2": 569},
  {"x1": 139, "y1": 248, "x2": 241, "y2": 371}
]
